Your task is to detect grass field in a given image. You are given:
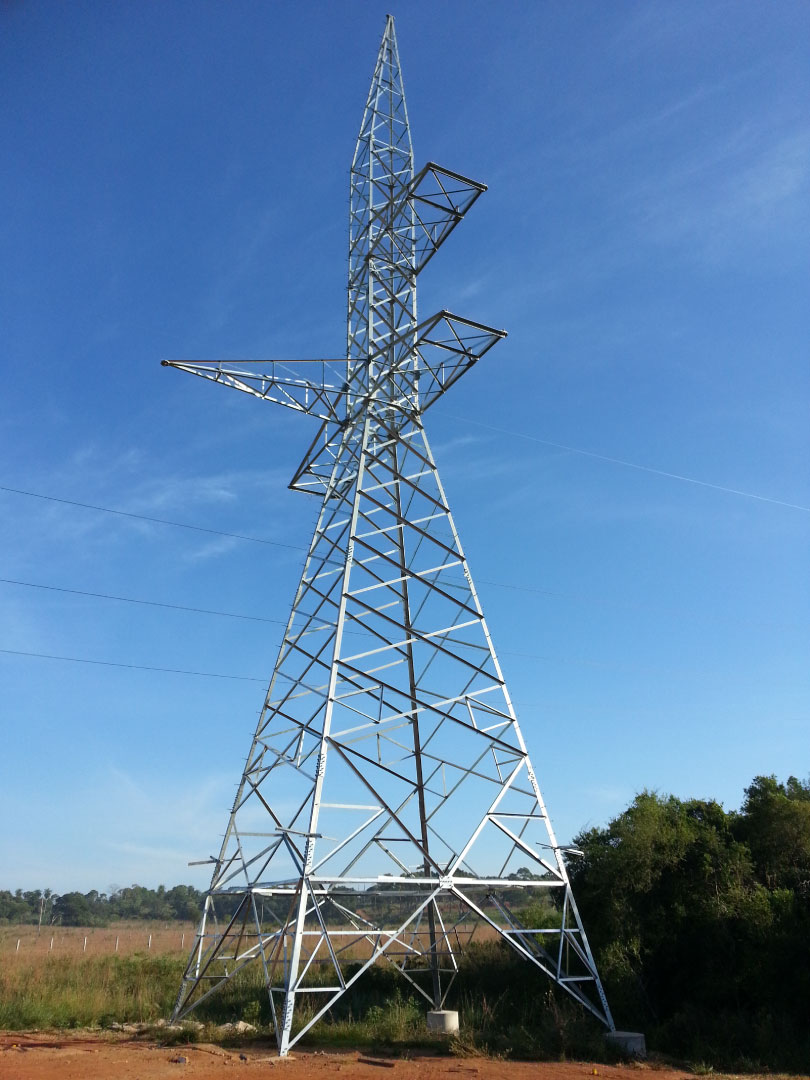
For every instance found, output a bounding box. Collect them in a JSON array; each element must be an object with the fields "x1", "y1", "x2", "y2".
[
  {"x1": 0, "y1": 927, "x2": 611, "y2": 1061},
  {"x1": 3, "y1": 929, "x2": 804, "y2": 1071},
  {"x1": 0, "y1": 922, "x2": 196, "y2": 1032},
  {"x1": 0, "y1": 921, "x2": 197, "y2": 958}
]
